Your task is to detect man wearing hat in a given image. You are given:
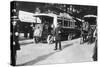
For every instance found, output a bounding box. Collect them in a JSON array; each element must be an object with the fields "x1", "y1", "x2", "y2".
[{"x1": 54, "y1": 23, "x2": 62, "y2": 50}]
